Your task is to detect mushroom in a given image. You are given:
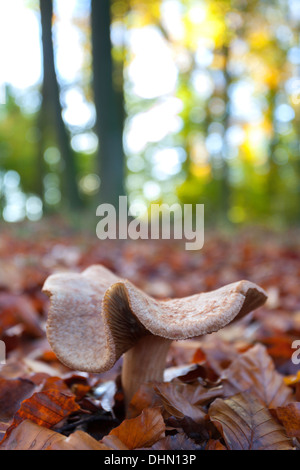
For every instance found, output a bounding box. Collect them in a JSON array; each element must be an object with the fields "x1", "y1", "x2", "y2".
[{"x1": 43, "y1": 265, "x2": 267, "y2": 408}]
